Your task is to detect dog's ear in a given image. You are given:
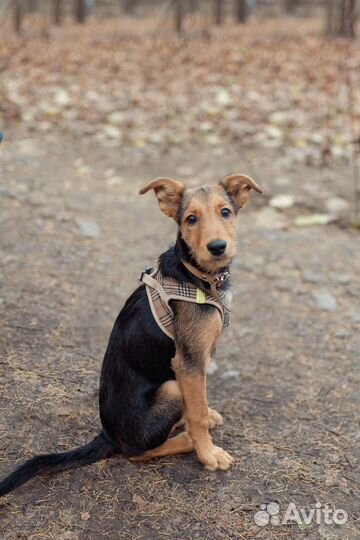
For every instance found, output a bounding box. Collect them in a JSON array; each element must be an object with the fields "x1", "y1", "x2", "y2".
[
  {"x1": 139, "y1": 177, "x2": 184, "y2": 219},
  {"x1": 220, "y1": 173, "x2": 263, "y2": 210}
]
